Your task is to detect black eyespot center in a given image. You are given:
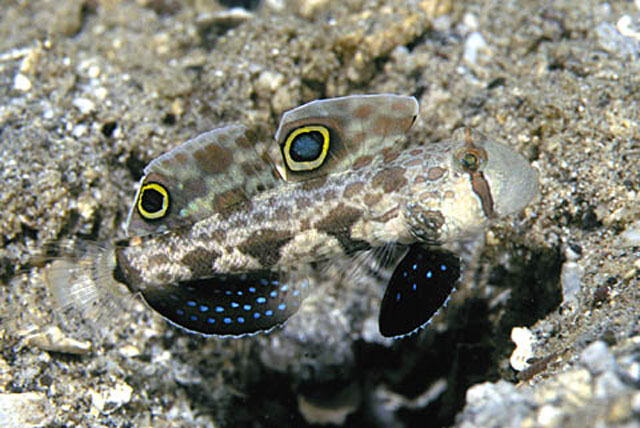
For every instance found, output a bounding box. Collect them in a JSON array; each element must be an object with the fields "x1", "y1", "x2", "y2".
[{"x1": 141, "y1": 187, "x2": 164, "y2": 213}]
